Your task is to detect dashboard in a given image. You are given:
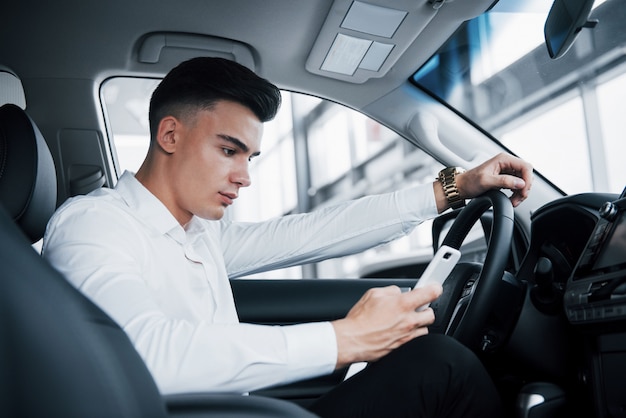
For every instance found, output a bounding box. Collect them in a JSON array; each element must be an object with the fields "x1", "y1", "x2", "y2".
[
  {"x1": 518, "y1": 191, "x2": 626, "y2": 417},
  {"x1": 526, "y1": 191, "x2": 626, "y2": 325},
  {"x1": 519, "y1": 193, "x2": 615, "y2": 316}
]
